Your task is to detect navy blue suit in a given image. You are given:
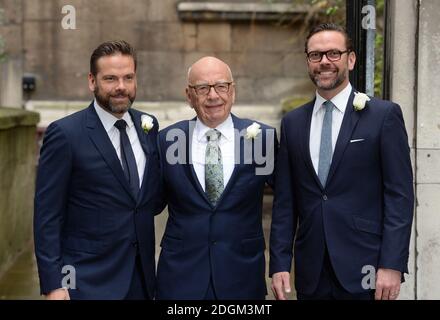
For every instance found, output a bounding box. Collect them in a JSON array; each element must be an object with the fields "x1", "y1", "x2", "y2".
[
  {"x1": 34, "y1": 103, "x2": 162, "y2": 299},
  {"x1": 156, "y1": 114, "x2": 277, "y2": 300},
  {"x1": 270, "y1": 91, "x2": 414, "y2": 296}
]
